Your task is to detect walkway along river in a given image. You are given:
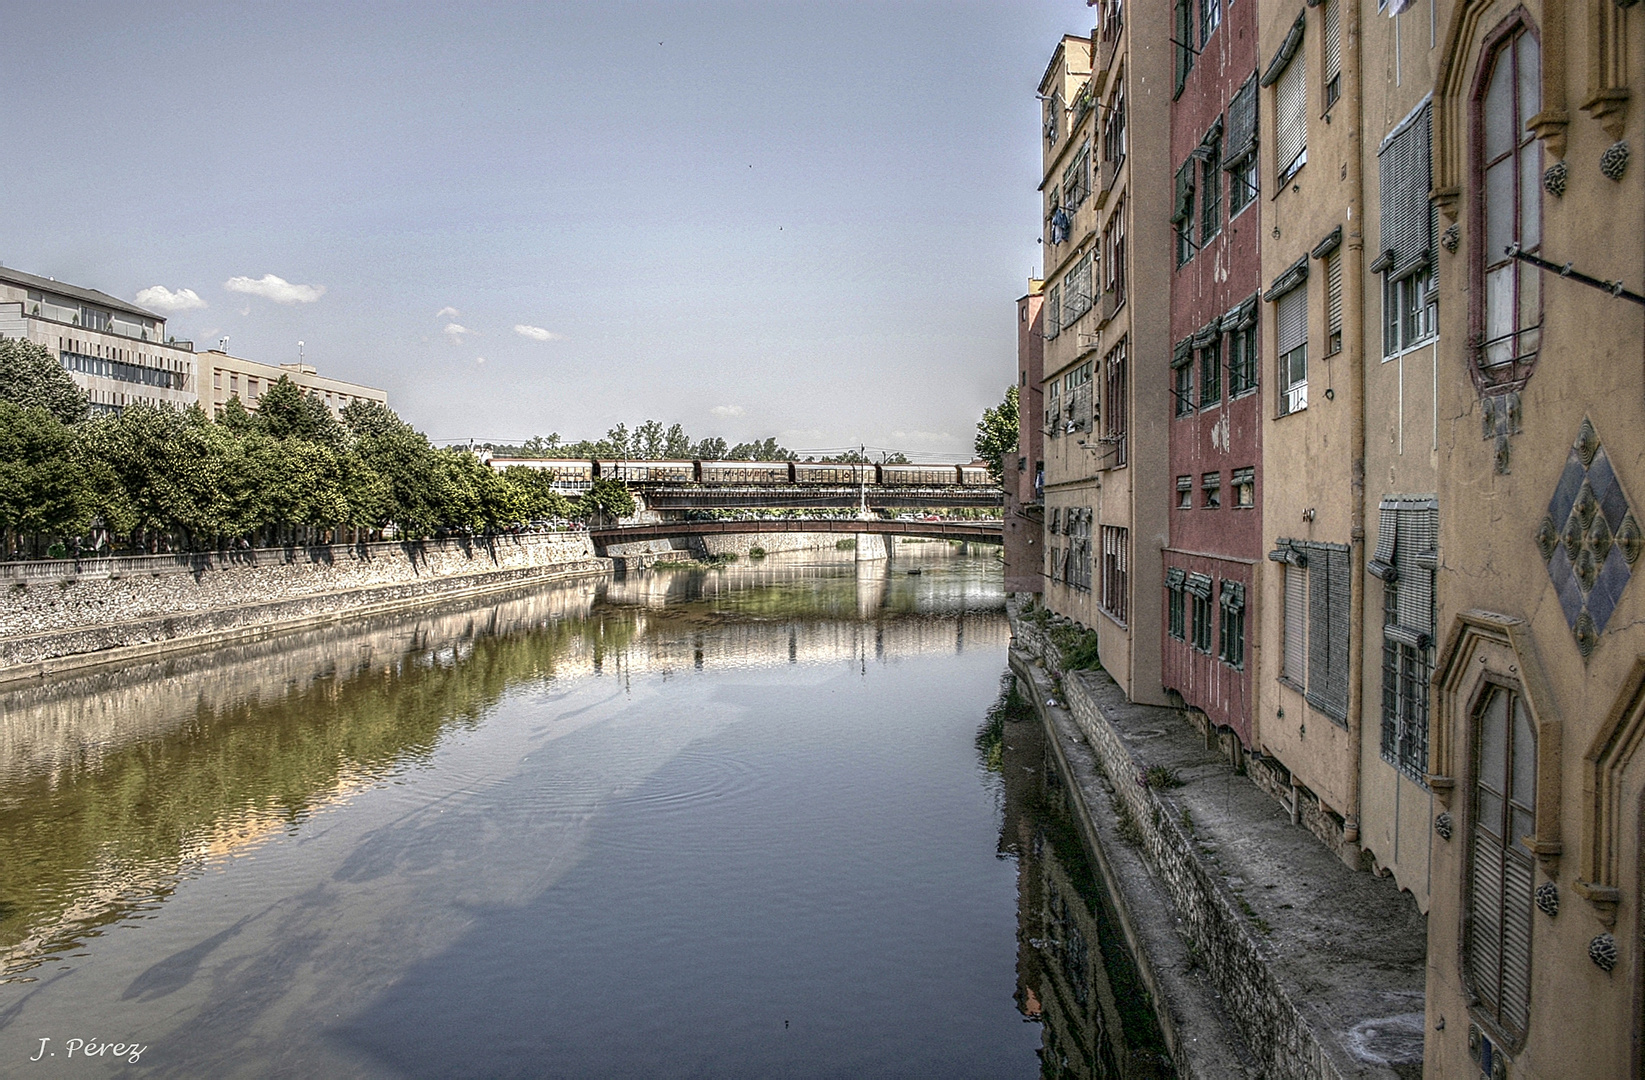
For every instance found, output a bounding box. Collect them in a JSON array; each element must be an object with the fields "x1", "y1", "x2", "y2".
[{"x1": 0, "y1": 547, "x2": 1170, "y2": 1077}]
